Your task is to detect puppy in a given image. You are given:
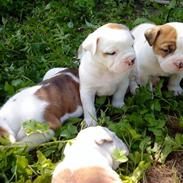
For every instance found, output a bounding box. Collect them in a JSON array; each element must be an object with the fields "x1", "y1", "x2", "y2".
[
  {"x1": 131, "y1": 22, "x2": 183, "y2": 95},
  {"x1": 79, "y1": 23, "x2": 136, "y2": 126},
  {"x1": 0, "y1": 68, "x2": 82, "y2": 145},
  {"x1": 52, "y1": 126, "x2": 129, "y2": 183}
]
